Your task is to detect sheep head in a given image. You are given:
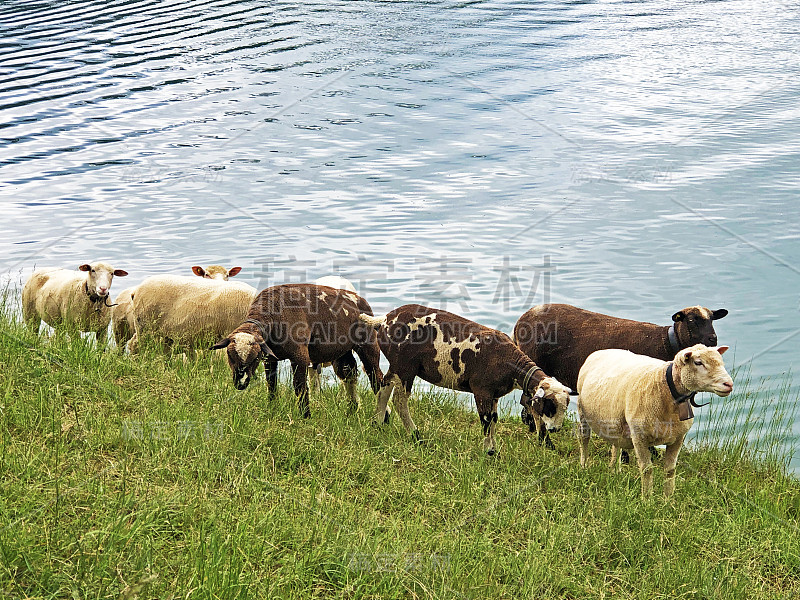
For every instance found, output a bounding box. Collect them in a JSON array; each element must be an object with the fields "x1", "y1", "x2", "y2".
[
  {"x1": 676, "y1": 344, "x2": 733, "y2": 397},
  {"x1": 523, "y1": 376, "x2": 571, "y2": 432},
  {"x1": 211, "y1": 331, "x2": 276, "y2": 390},
  {"x1": 78, "y1": 262, "x2": 128, "y2": 299},
  {"x1": 192, "y1": 265, "x2": 242, "y2": 281},
  {"x1": 672, "y1": 306, "x2": 728, "y2": 347}
]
